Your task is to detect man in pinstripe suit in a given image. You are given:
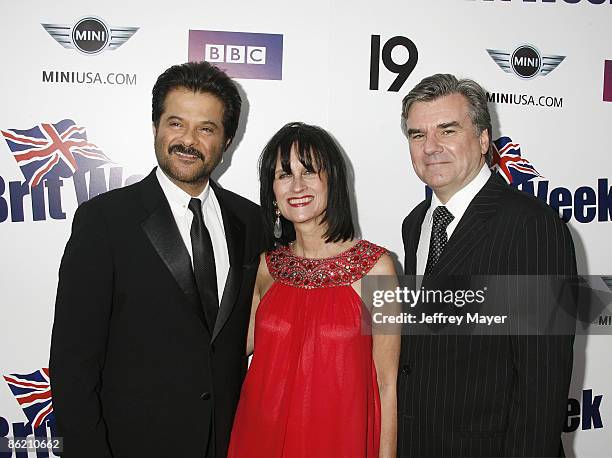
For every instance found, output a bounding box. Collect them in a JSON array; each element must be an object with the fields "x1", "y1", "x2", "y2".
[{"x1": 397, "y1": 74, "x2": 576, "y2": 457}]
